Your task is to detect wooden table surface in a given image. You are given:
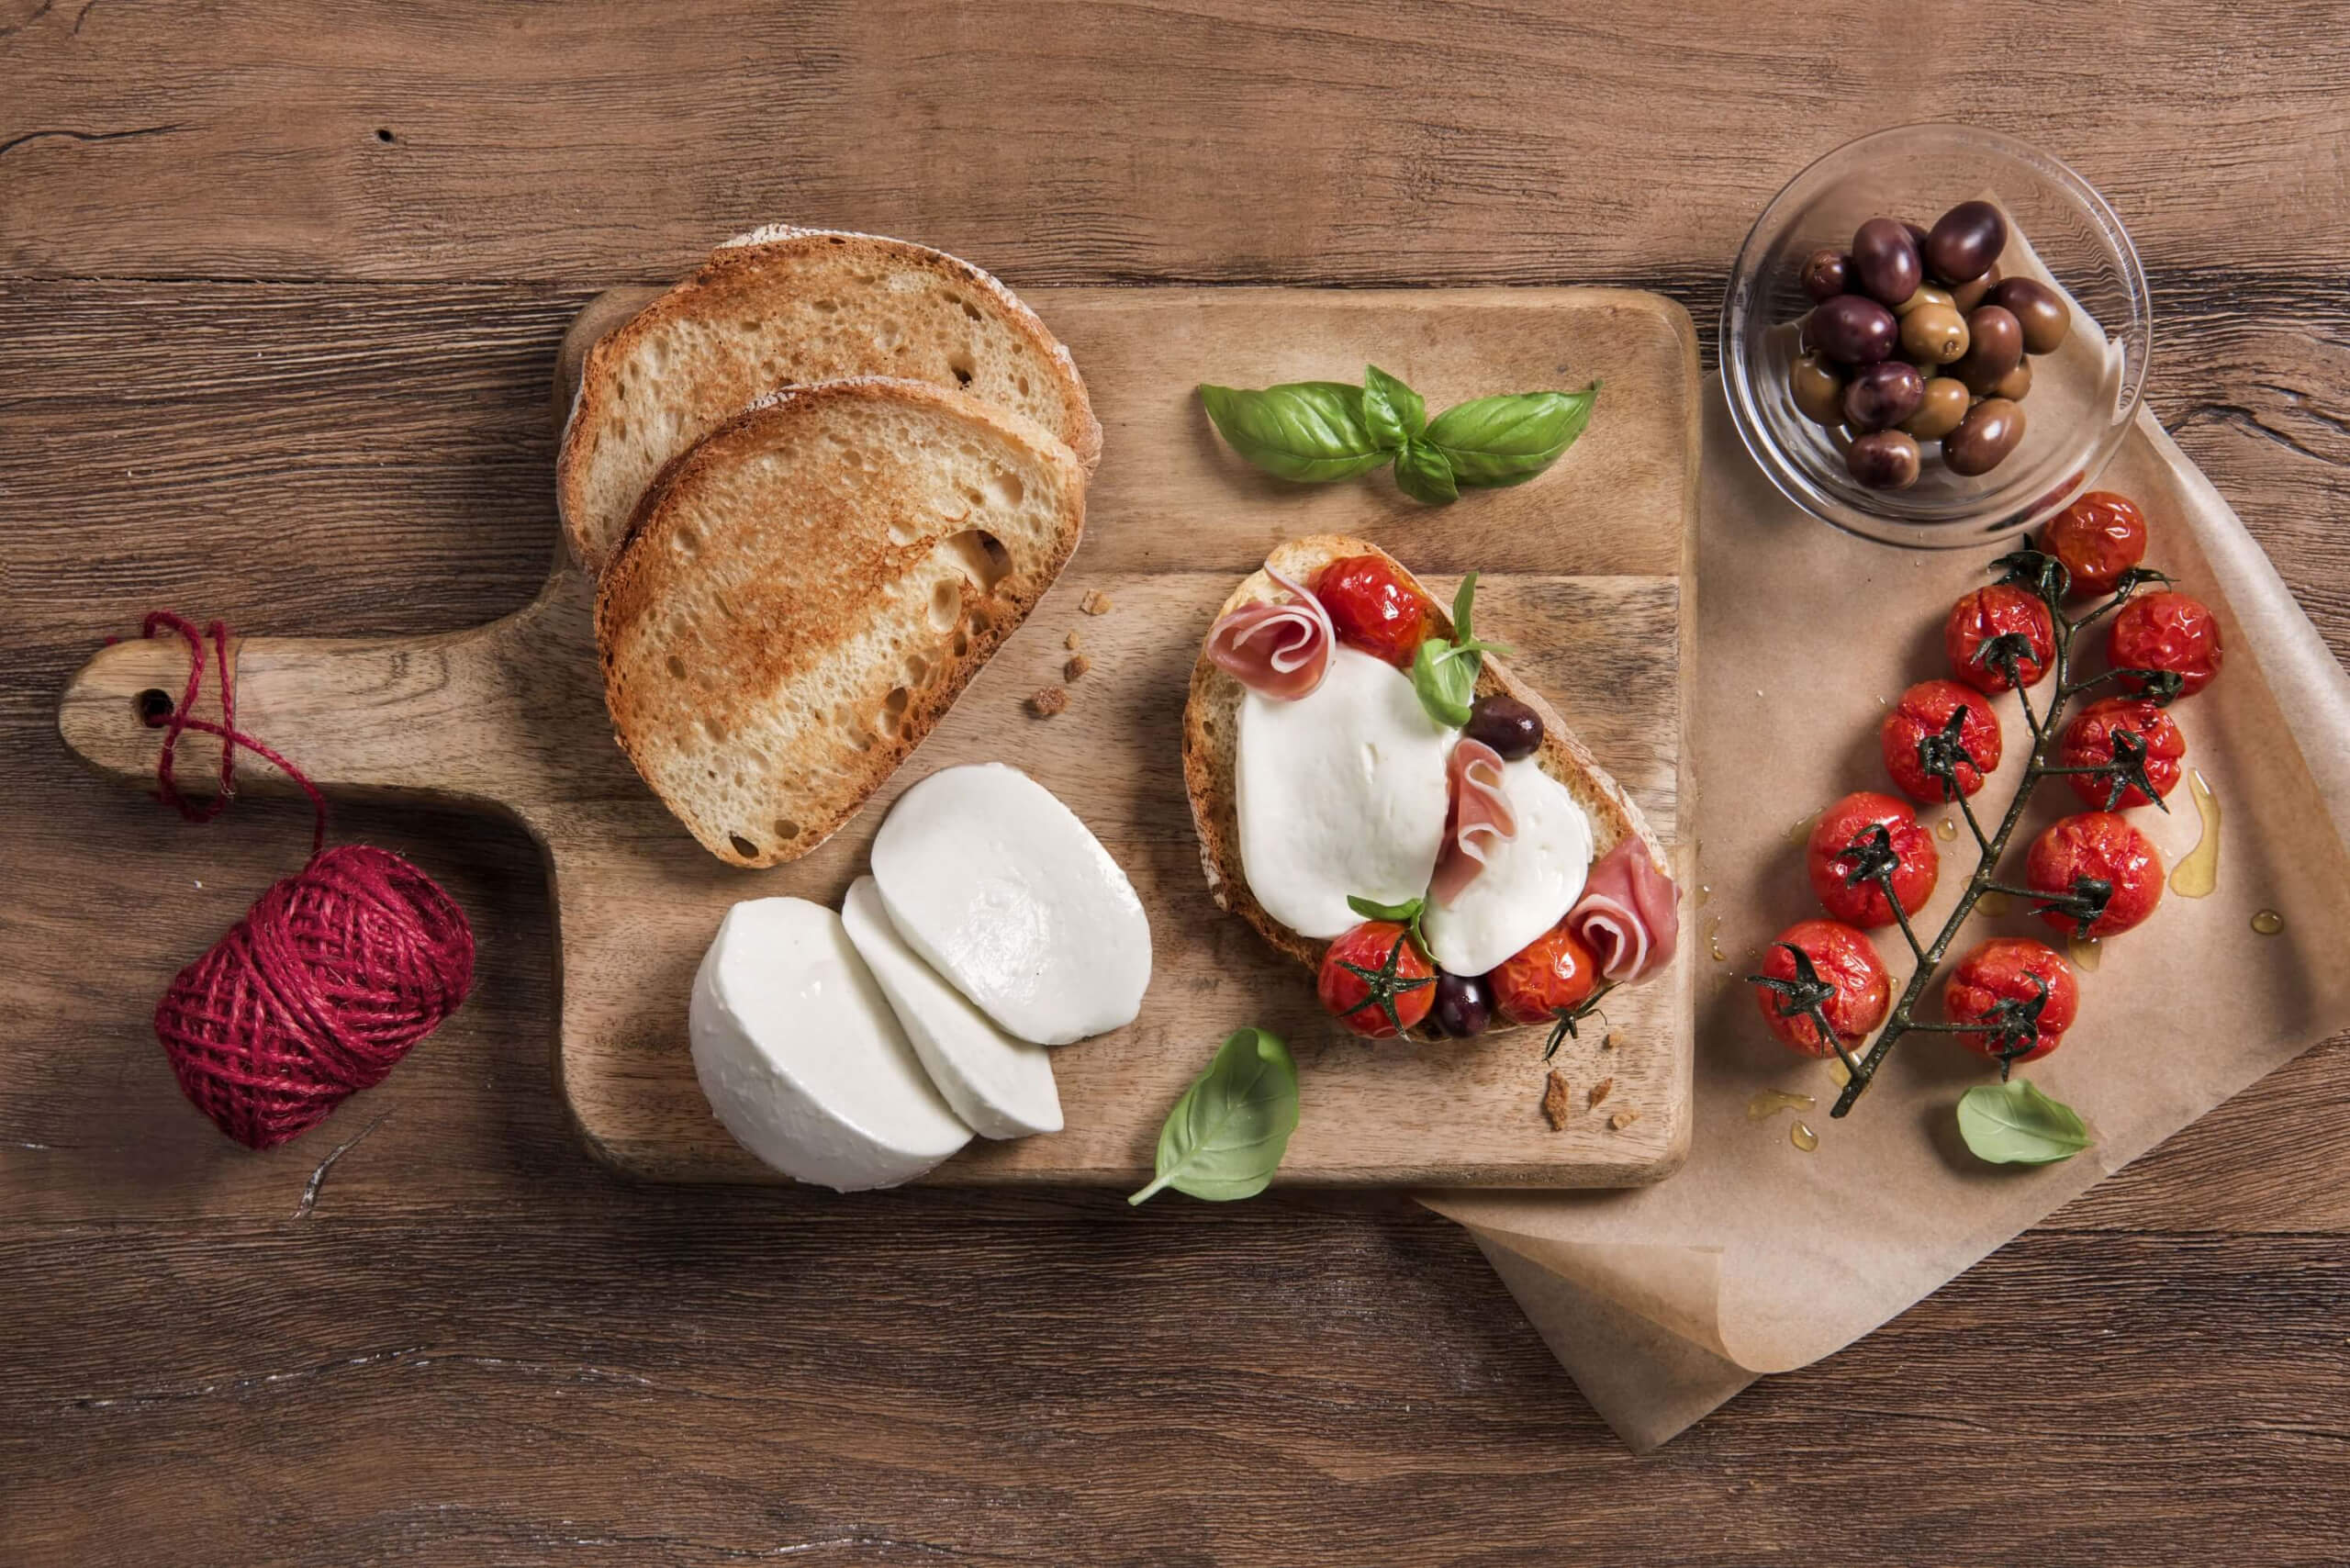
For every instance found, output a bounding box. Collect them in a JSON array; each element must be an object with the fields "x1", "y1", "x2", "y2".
[{"x1": 6, "y1": 4, "x2": 2346, "y2": 1562}]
